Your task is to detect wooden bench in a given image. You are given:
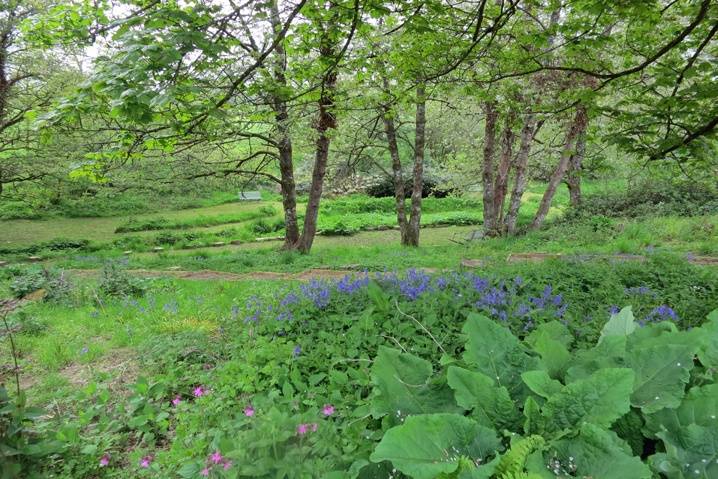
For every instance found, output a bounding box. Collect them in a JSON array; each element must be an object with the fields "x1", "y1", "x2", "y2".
[{"x1": 238, "y1": 191, "x2": 262, "y2": 201}]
